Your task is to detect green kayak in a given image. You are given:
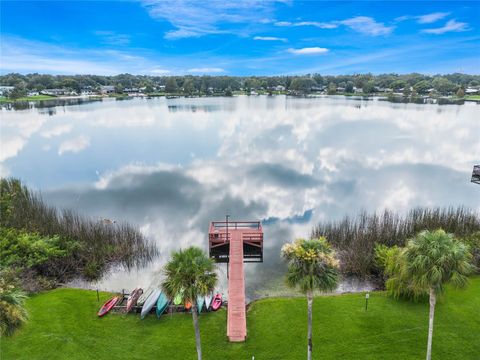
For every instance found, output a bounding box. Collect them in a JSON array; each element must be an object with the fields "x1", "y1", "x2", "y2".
[{"x1": 173, "y1": 292, "x2": 182, "y2": 306}]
